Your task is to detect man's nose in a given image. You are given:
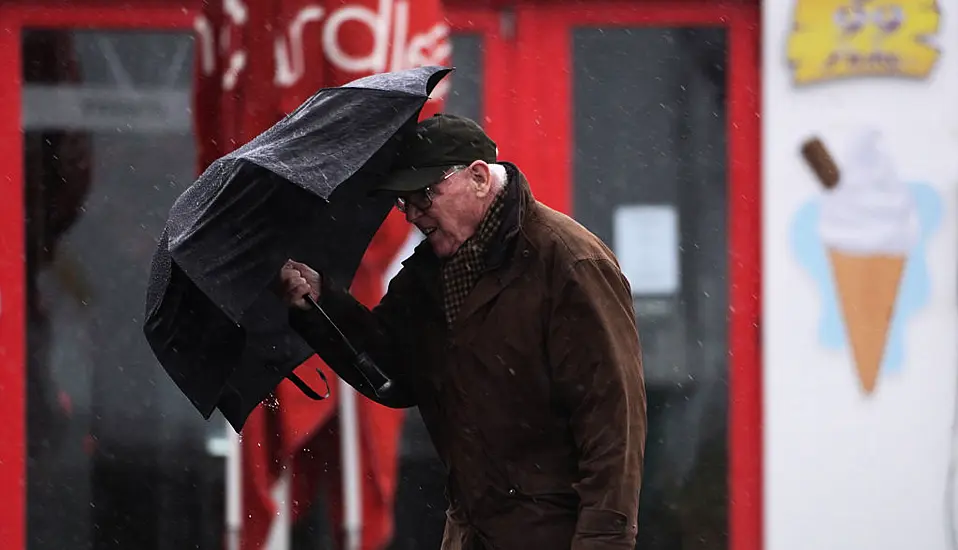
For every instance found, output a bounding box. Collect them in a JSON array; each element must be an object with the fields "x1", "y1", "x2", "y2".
[{"x1": 404, "y1": 205, "x2": 424, "y2": 223}]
